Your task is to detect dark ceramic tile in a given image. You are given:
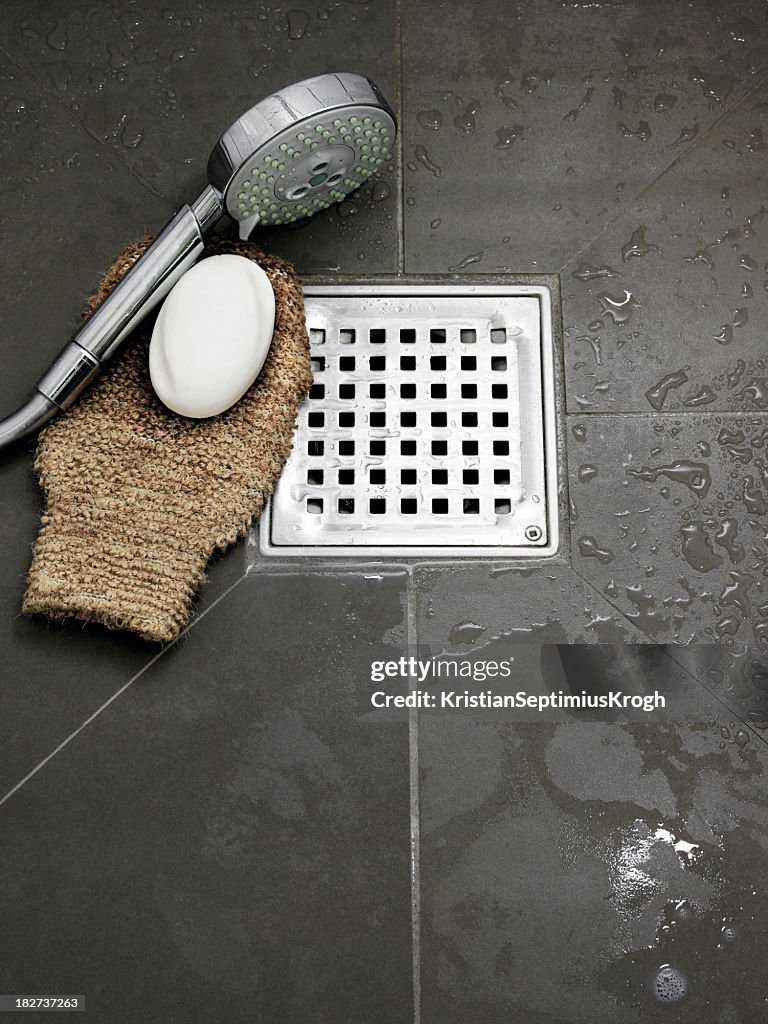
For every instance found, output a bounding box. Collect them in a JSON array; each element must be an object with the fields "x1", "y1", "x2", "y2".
[
  {"x1": 419, "y1": 645, "x2": 768, "y2": 1023},
  {"x1": 567, "y1": 413, "x2": 768, "y2": 644},
  {"x1": 562, "y1": 79, "x2": 768, "y2": 413},
  {"x1": 401, "y1": 0, "x2": 768, "y2": 274},
  {"x1": 666, "y1": 644, "x2": 768, "y2": 736},
  {"x1": 413, "y1": 564, "x2": 649, "y2": 650},
  {"x1": 0, "y1": 0, "x2": 399, "y2": 275},
  {"x1": 0, "y1": 571, "x2": 412, "y2": 1023}
]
